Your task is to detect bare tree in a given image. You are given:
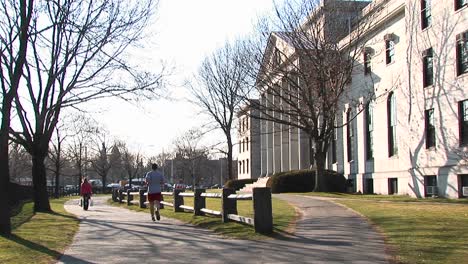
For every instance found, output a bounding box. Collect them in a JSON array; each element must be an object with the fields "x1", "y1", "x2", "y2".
[
  {"x1": 9, "y1": 0, "x2": 164, "y2": 212},
  {"x1": 9, "y1": 142, "x2": 31, "y2": 184},
  {"x1": 151, "y1": 151, "x2": 173, "y2": 182},
  {"x1": 0, "y1": 0, "x2": 34, "y2": 236},
  {"x1": 118, "y1": 141, "x2": 144, "y2": 189},
  {"x1": 242, "y1": 0, "x2": 380, "y2": 191},
  {"x1": 173, "y1": 129, "x2": 208, "y2": 189},
  {"x1": 189, "y1": 39, "x2": 252, "y2": 181},
  {"x1": 66, "y1": 114, "x2": 95, "y2": 193},
  {"x1": 47, "y1": 125, "x2": 68, "y2": 198},
  {"x1": 108, "y1": 143, "x2": 124, "y2": 183},
  {"x1": 89, "y1": 128, "x2": 114, "y2": 192}
]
